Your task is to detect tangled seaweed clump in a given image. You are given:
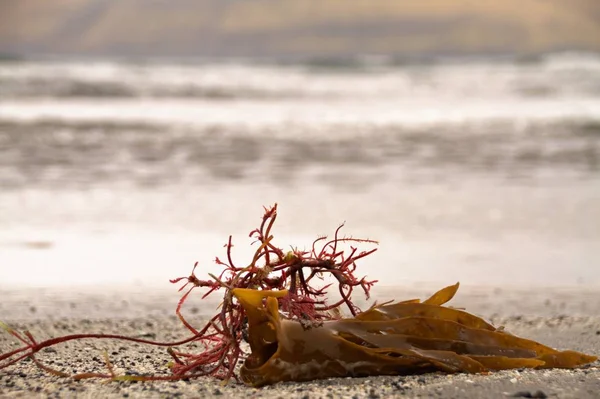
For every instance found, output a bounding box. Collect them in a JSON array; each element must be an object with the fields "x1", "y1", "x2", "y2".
[{"x1": 0, "y1": 204, "x2": 597, "y2": 386}]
